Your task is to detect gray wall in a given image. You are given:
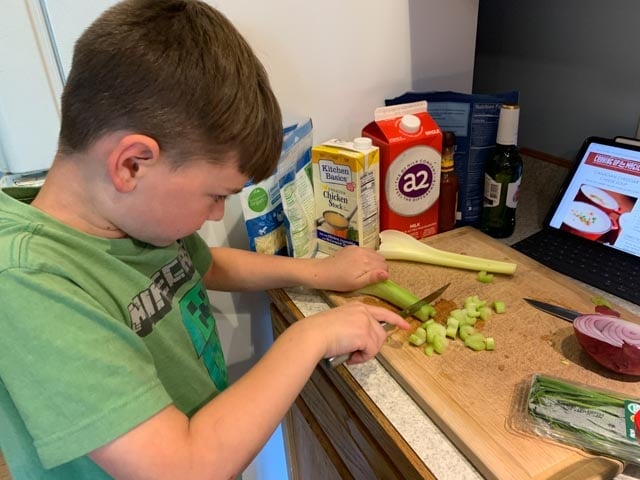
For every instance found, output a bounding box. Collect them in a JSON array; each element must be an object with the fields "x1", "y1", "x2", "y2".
[{"x1": 473, "y1": 0, "x2": 640, "y2": 160}]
